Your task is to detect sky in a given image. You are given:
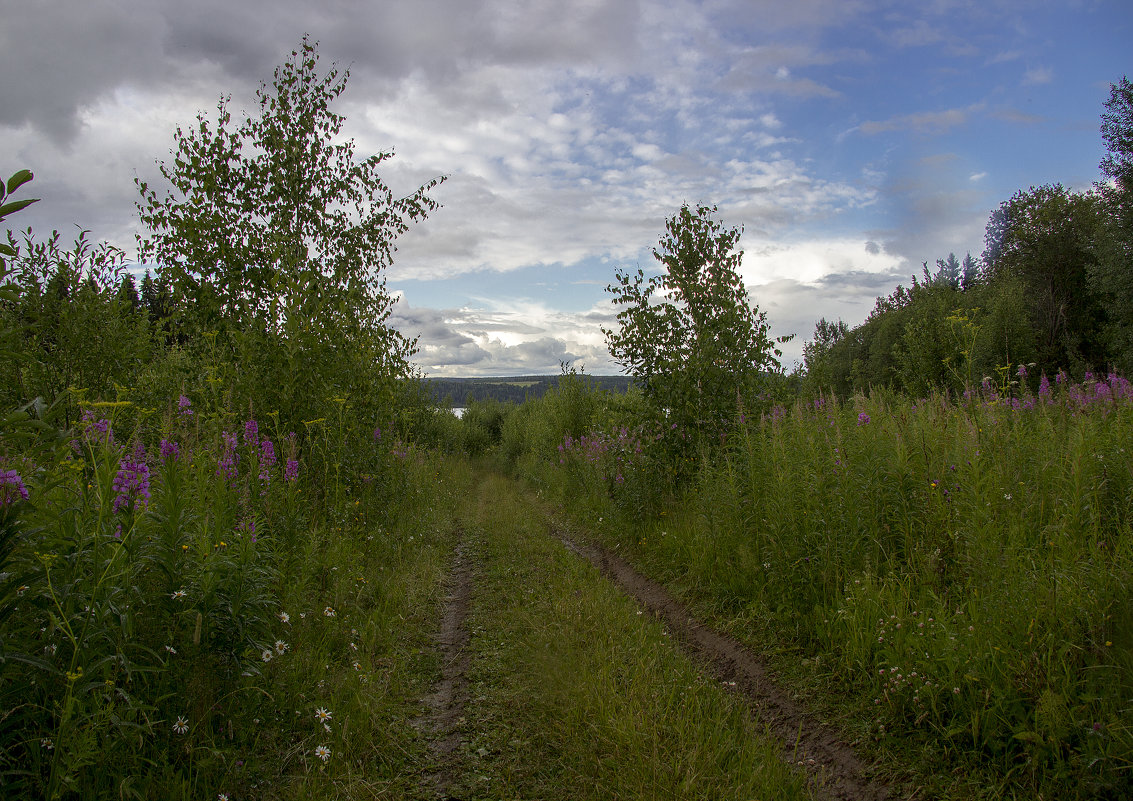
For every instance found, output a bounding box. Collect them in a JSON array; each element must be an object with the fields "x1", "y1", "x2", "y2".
[{"x1": 2, "y1": 1, "x2": 1129, "y2": 376}]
